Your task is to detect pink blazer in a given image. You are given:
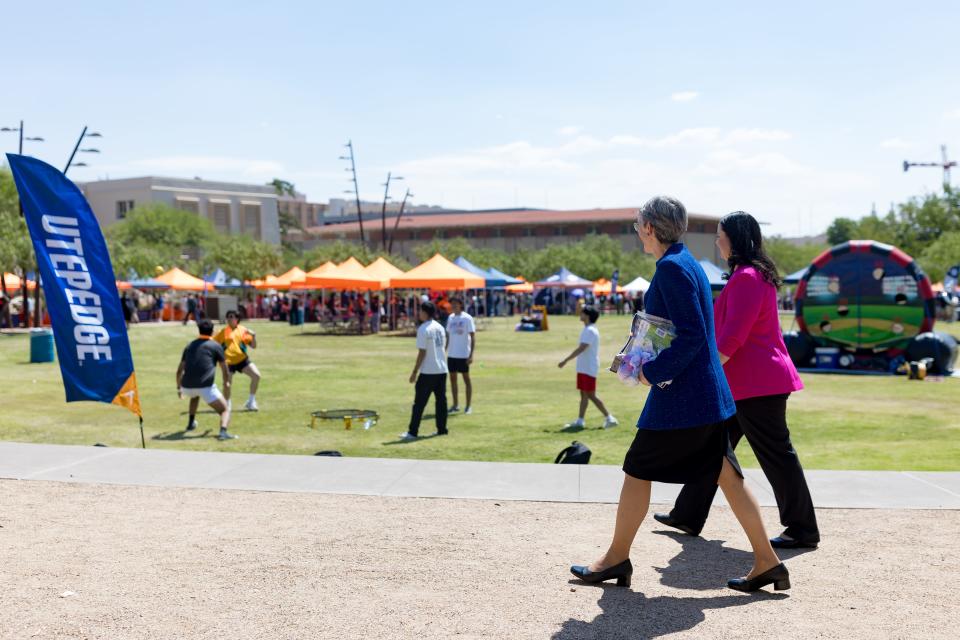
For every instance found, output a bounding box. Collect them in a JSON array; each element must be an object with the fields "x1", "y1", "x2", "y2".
[{"x1": 714, "y1": 266, "x2": 803, "y2": 401}]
